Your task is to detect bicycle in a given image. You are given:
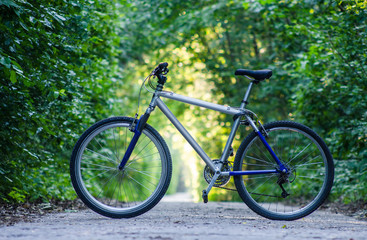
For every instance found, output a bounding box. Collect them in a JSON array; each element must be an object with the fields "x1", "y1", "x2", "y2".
[{"x1": 70, "y1": 62, "x2": 334, "y2": 221}]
